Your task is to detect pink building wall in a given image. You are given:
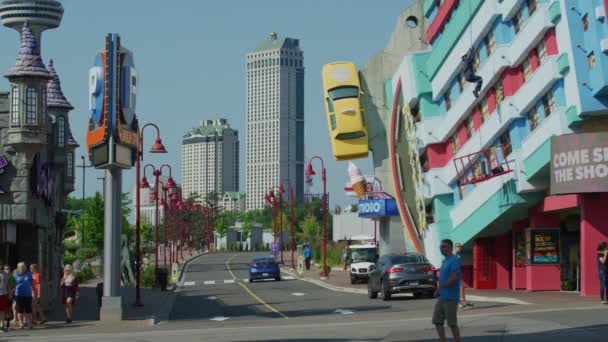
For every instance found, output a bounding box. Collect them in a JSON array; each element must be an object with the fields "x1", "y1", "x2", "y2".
[{"x1": 580, "y1": 193, "x2": 608, "y2": 297}]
